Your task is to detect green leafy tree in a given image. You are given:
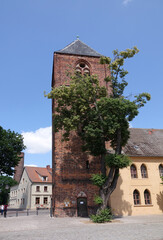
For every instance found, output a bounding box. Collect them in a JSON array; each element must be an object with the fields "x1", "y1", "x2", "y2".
[
  {"x1": 46, "y1": 47, "x2": 150, "y2": 215},
  {"x1": 0, "y1": 126, "x2": 25, "y2": 176},
  {"x1": 0, "y1": 176, "x2": 17, "y2": 204}
]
